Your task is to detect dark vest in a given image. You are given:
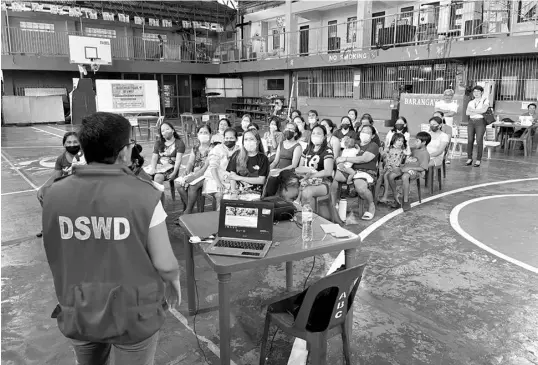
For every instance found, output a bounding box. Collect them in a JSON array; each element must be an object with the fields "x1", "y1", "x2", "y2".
[{"x1": 42, "y1": 164, "x2": 166, "y2": 344}]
